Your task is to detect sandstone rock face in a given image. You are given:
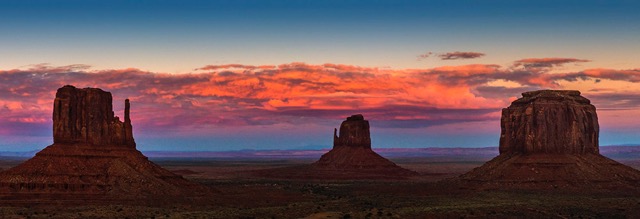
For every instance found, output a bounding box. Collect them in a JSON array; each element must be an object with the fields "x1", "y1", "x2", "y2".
[
  {"x1": 53, "y1": 85, "x2": 135, "y2": 147},
  {"x1": 256, "y1": 114, "x2": 416, "y2": 179},
  {"x1": 0, "y1": 85, "x2": 208, "y2": 204},
  {"x1": 499, "y1": 90, "x2": 598, "y2": 154},
  {"x1": 459, "y1": 90, "x2": 640, "y2": 190},
  {"x1": 333, "y1": 114, "x2": 371, "y2": 149}
]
